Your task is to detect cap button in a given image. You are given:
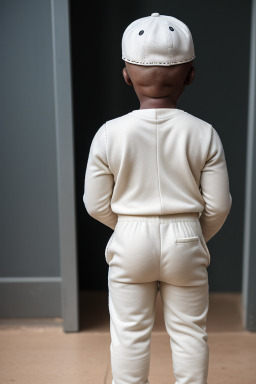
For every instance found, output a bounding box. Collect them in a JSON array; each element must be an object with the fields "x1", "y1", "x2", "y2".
[{"x1": 151, "y1": 13, "x2": 160, "y2": 17}]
